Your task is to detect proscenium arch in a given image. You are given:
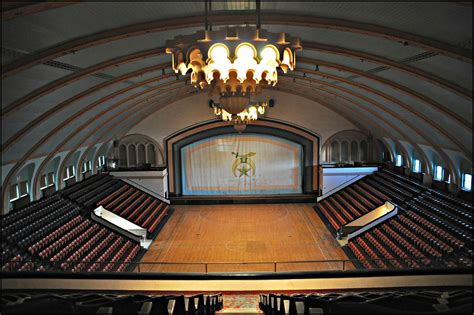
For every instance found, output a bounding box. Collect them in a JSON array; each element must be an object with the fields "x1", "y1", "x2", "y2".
[
  {"x1": 2, "y1": 12, "x2": 471, "y2": 79},
  {"x1": 164, "y1": 119, "x2": 321, "y2": 196}
]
